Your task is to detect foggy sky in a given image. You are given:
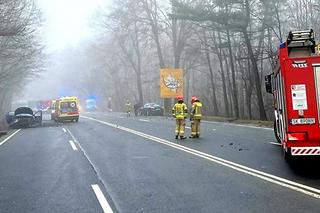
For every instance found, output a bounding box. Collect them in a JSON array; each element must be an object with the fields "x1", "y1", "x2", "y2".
[{"x1": 22, "y1": 0, "x2": 111, "y2": 101}]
